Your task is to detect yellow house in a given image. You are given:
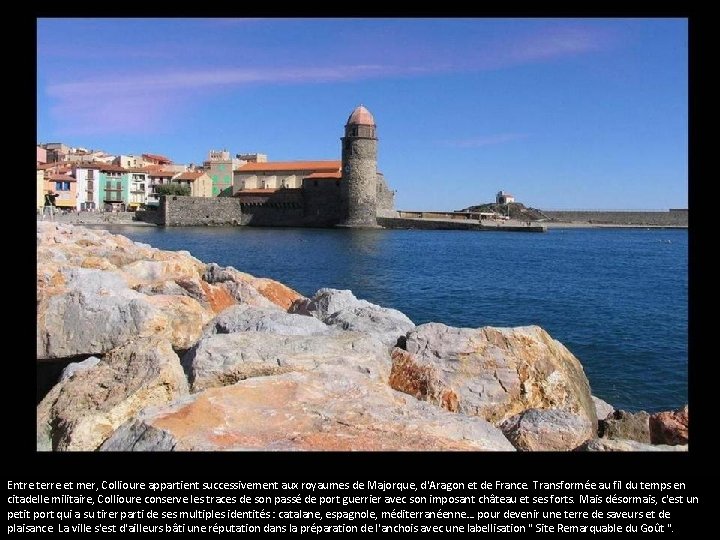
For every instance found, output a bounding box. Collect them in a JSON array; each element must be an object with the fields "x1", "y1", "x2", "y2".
[
  {"x1": 46, "y1": 174, "x2": 78, "y2": 210},
  {"x1": 172, "y1": 172, "x2": 213, "y2": 198}
]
